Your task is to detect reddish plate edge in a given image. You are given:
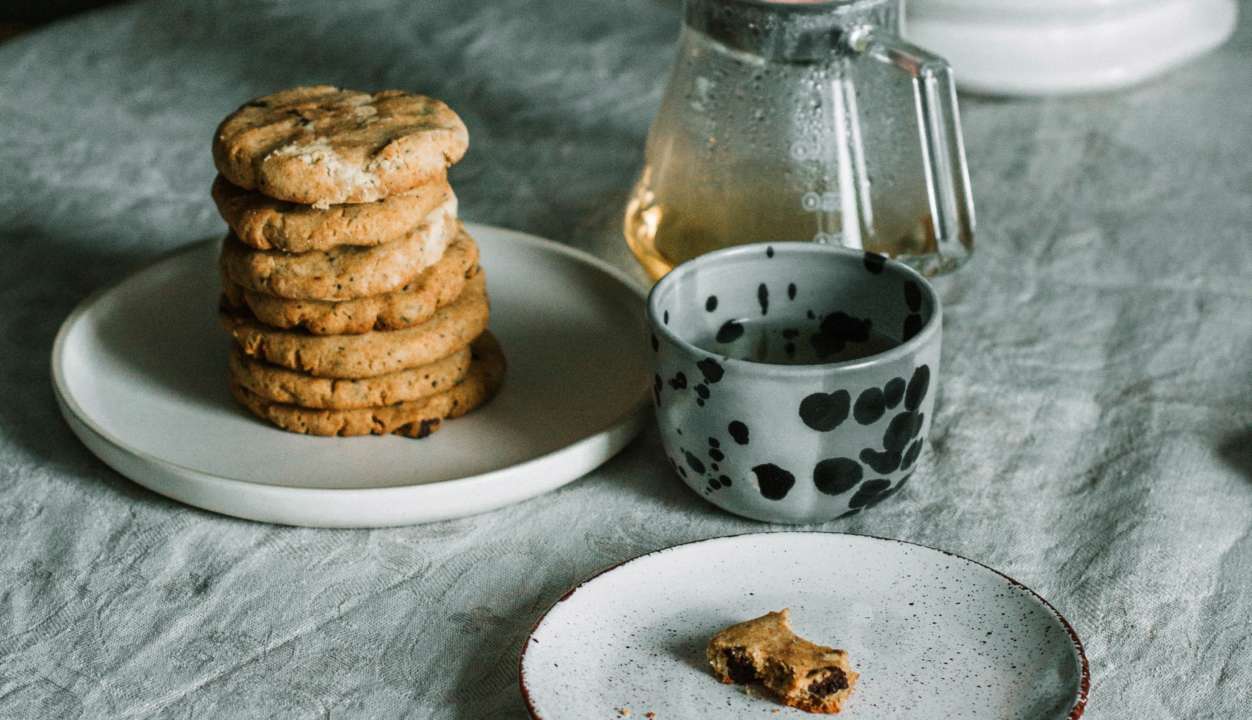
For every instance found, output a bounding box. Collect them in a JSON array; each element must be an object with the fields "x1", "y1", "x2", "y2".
[{"x1": 518, "y1": 531, "x2": 1088, "y2": 720}]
